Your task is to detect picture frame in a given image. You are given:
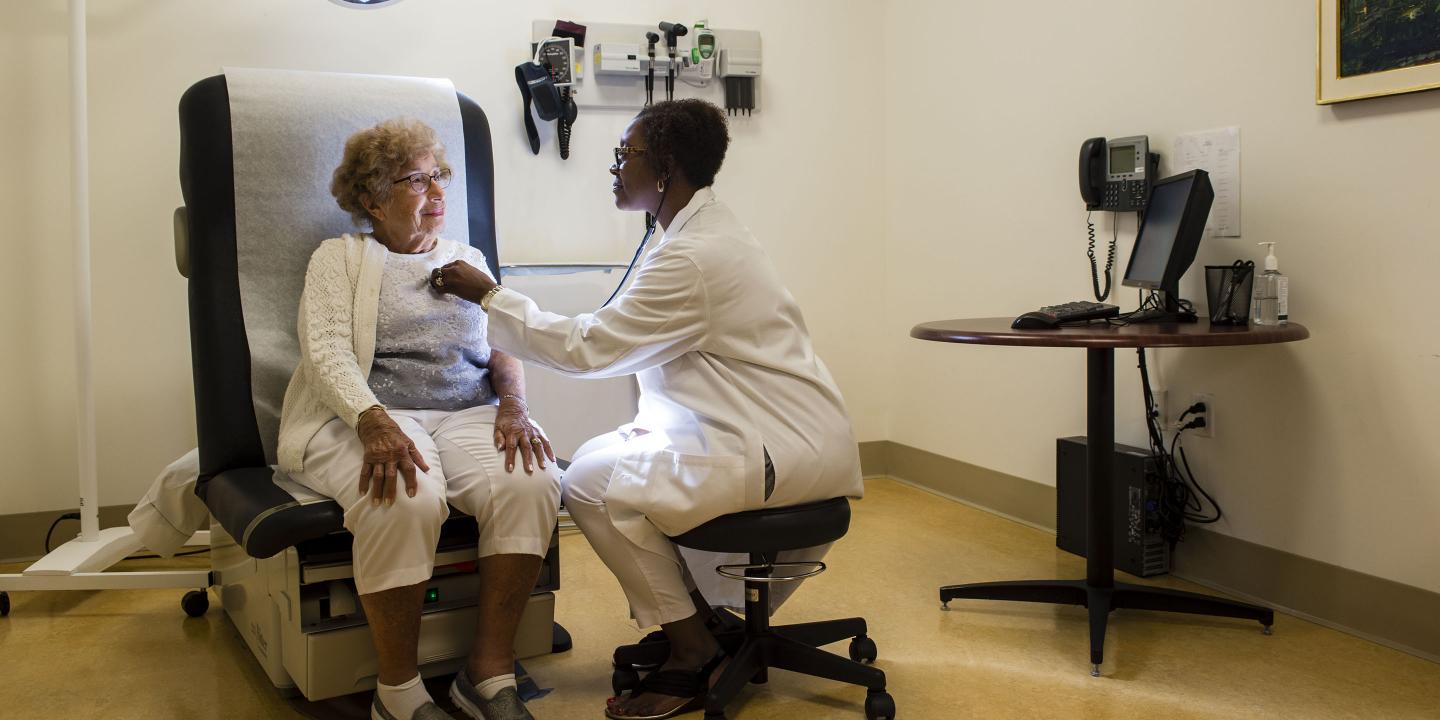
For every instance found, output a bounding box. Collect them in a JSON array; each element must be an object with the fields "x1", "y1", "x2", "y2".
[{"x1": 1317, "y1": 0, "x2": 1440, "y2": 104}]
